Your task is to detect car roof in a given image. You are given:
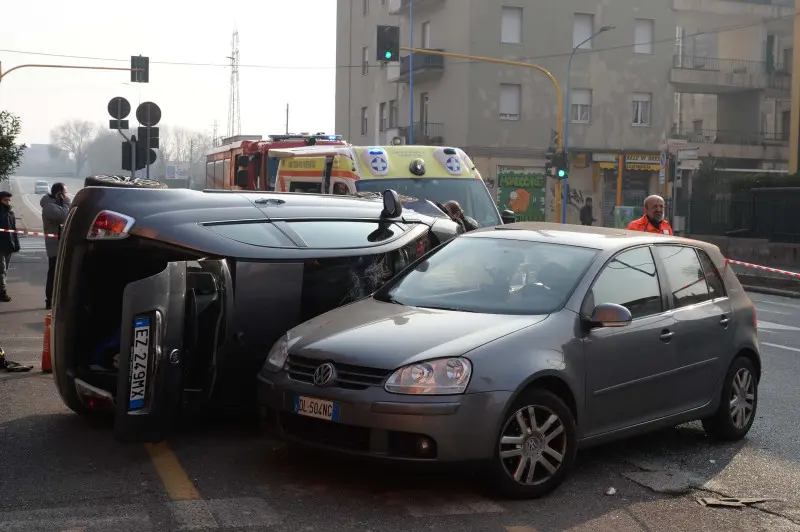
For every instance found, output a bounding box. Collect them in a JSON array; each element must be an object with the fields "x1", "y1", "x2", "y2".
[{"x1": 463, "y1": 221, "x2": 719, "y2": 254}]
